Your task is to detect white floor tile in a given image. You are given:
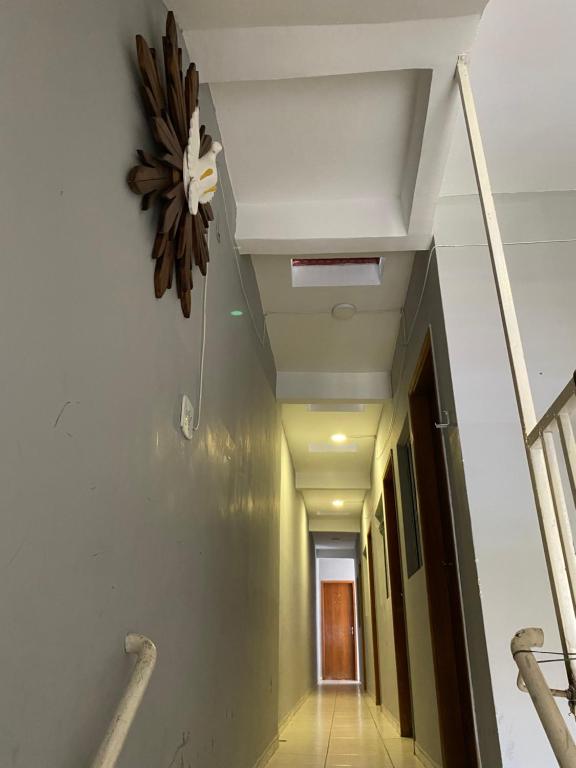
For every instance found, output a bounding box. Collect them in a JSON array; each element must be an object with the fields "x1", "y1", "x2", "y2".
[{"x1": 264, "y1": 685, "x2": 424, "y2": 768}]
